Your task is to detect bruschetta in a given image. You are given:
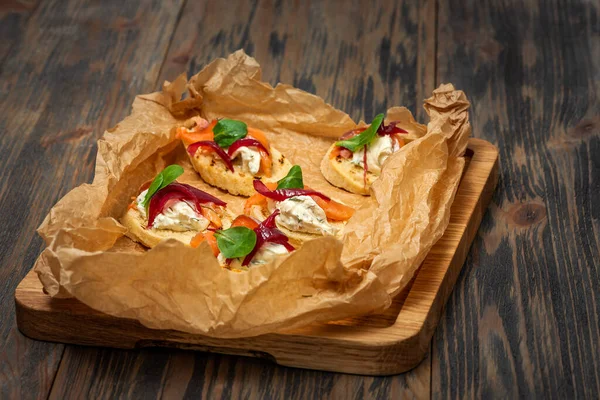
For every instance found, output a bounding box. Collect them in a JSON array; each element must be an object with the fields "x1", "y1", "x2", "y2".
[
  {"x1": 178, "y1": 117, "x2": 292, "y2": 196},
  {"x1": 320, "y1": 114, "x2": 407, "y2": 195},
  {"x1": 243, "y1": 165, "x2": 355, "y2": 247},
  {"x1": 190, "y1": 212, "x2": 295, "y2": 271},
  {"x1": 121, "y1": 165, "x2": 232, "y2": 248}
]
